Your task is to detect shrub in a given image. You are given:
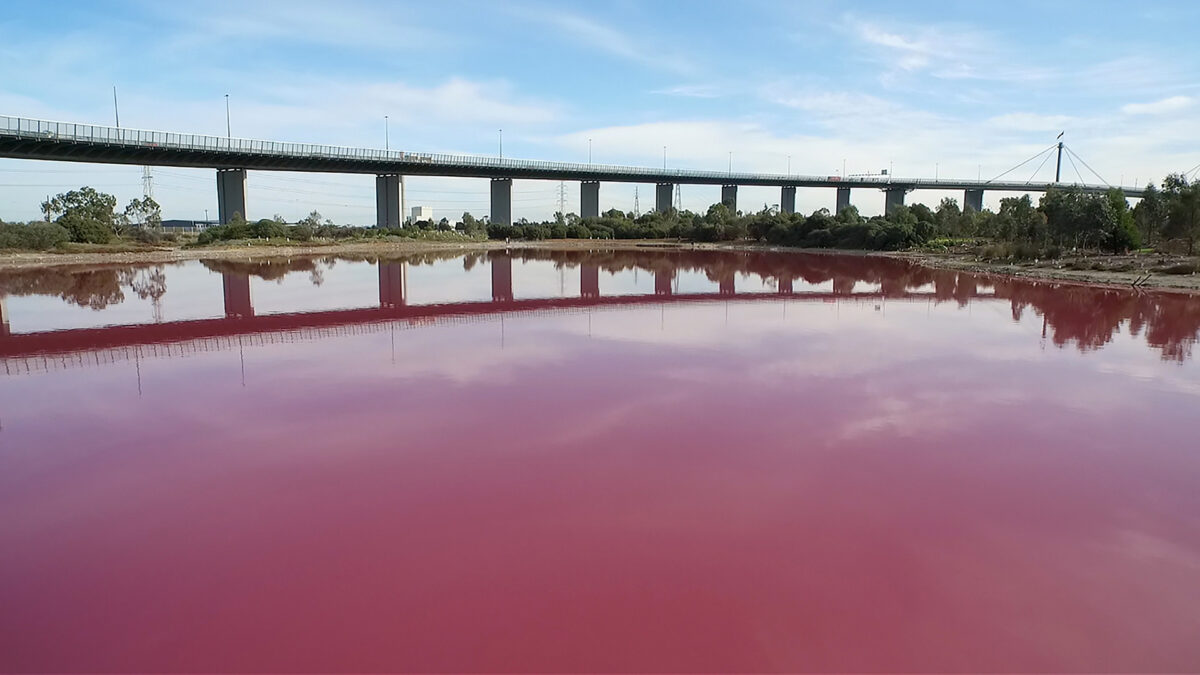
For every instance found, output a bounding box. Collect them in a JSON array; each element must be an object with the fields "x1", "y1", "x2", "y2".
[
  {"x1": 57, "y1": 212, "x2": 112, "y2": 244},
  {"x1": 130, "y1": 227, "x2": 164, "y2": 244},
  {"x1": 249, "y1": 219, "x2": 287, "y2": 239},
  {"x1": 0, "y1": 222, "x2": 71, "y2": 250}
]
